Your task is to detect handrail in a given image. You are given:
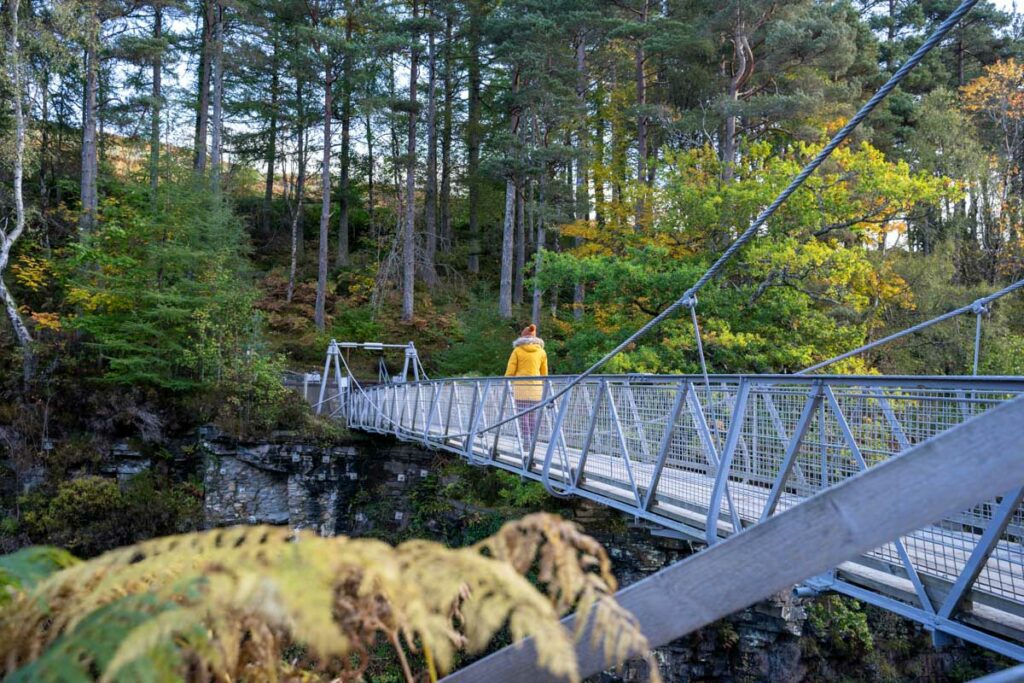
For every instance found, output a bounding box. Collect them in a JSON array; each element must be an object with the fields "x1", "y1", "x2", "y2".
[{"x1": 357, "y1": 373, "x2": 1024, "y2": 391}]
